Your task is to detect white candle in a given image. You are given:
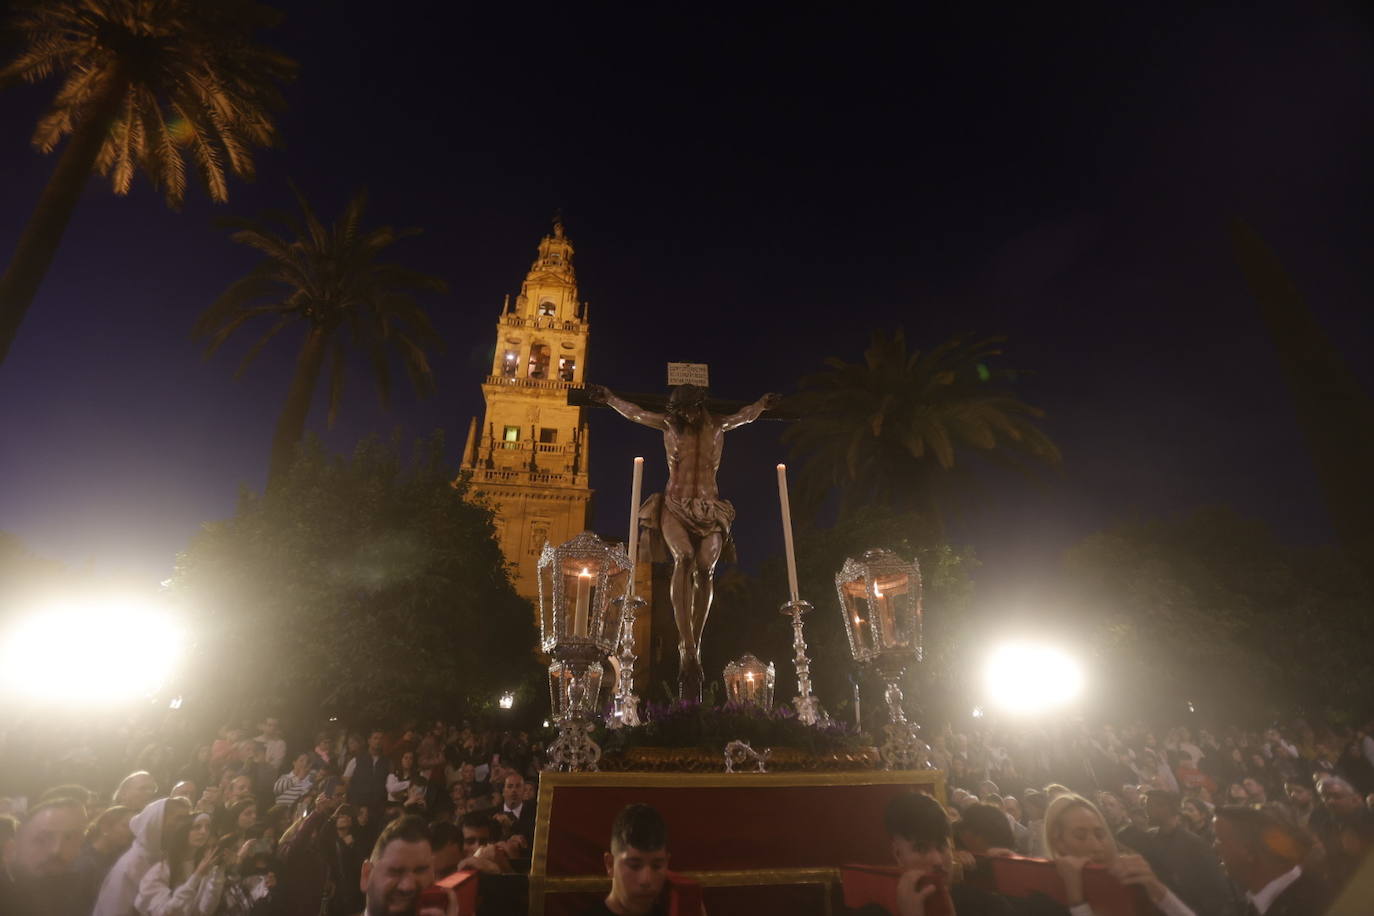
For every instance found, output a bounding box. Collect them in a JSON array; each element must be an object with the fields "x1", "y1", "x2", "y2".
[
  {"x1": 573, "y1": 567, "x2": 592, "y2": 637},
  {"x1": 874, "y1": 582, "x2": 895, "y2": 645},
  {"x1": 627, "y1": 457, "x2": 643, "y2": 584},
  {"x1": 776, "y1": 464, "x2": 800, "y2": 603}
]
